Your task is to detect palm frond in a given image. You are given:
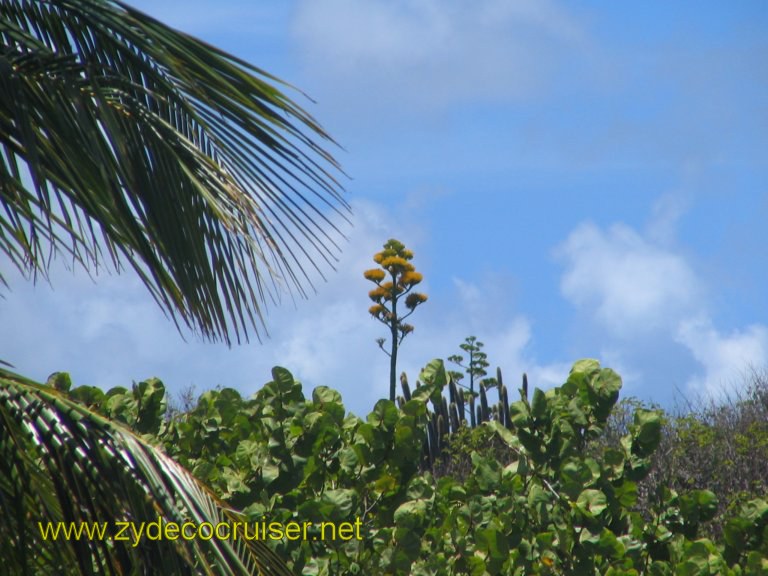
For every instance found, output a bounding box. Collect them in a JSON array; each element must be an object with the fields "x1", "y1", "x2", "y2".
[
  {"x1": 0, "y1": 367, "x2": 295, "y2": 575},
  {"x1": 0, "y1": 0, "x2": 349, "y2": 344}
]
